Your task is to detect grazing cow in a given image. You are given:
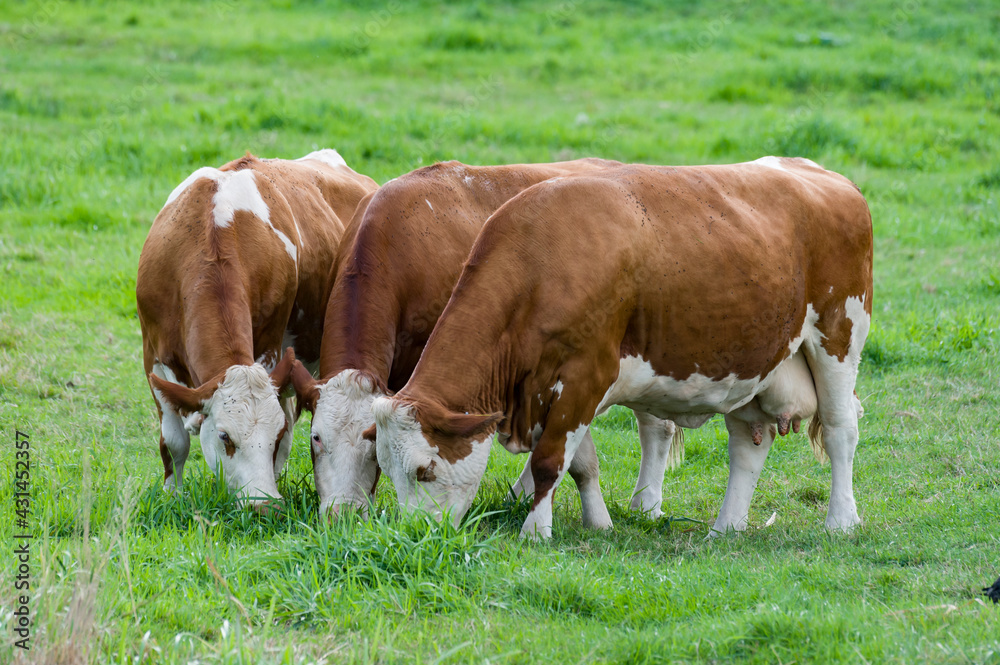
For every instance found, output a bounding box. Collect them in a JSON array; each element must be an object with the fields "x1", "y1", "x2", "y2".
[
  {"x1": 290, "y1": 159, "x2": 682, "y2": 524},
  {"x1": 370, "y1": 157, "x2": 873, "y2": 539},
  {"x1": 137, "y1": 150, "x2": 377, "y2": 507}
]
